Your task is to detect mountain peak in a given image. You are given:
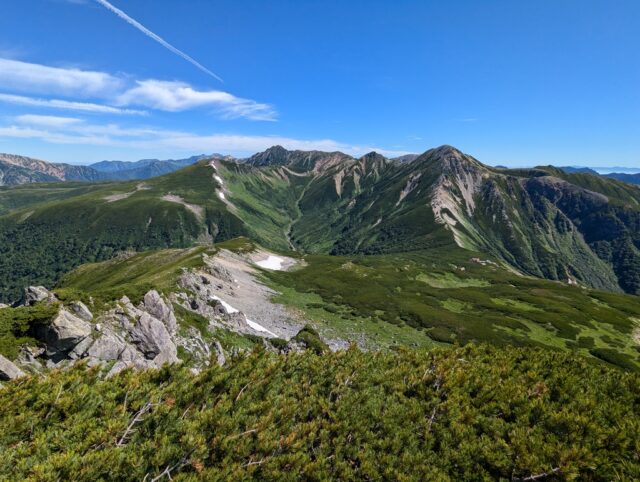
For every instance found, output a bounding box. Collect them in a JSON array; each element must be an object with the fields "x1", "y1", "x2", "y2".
[
  {"x1": 414, "y1": 145, "x2": 486, "y2": 172},
  {"x1": 247, "y1": 145, "x2": 292, "y2": 167},
  {"x1": 431, "y1": 144, "x2": 465, "y2": 158},
  {"x1": 359, "y1": 151, "x2": 387, "y2": 162}
]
